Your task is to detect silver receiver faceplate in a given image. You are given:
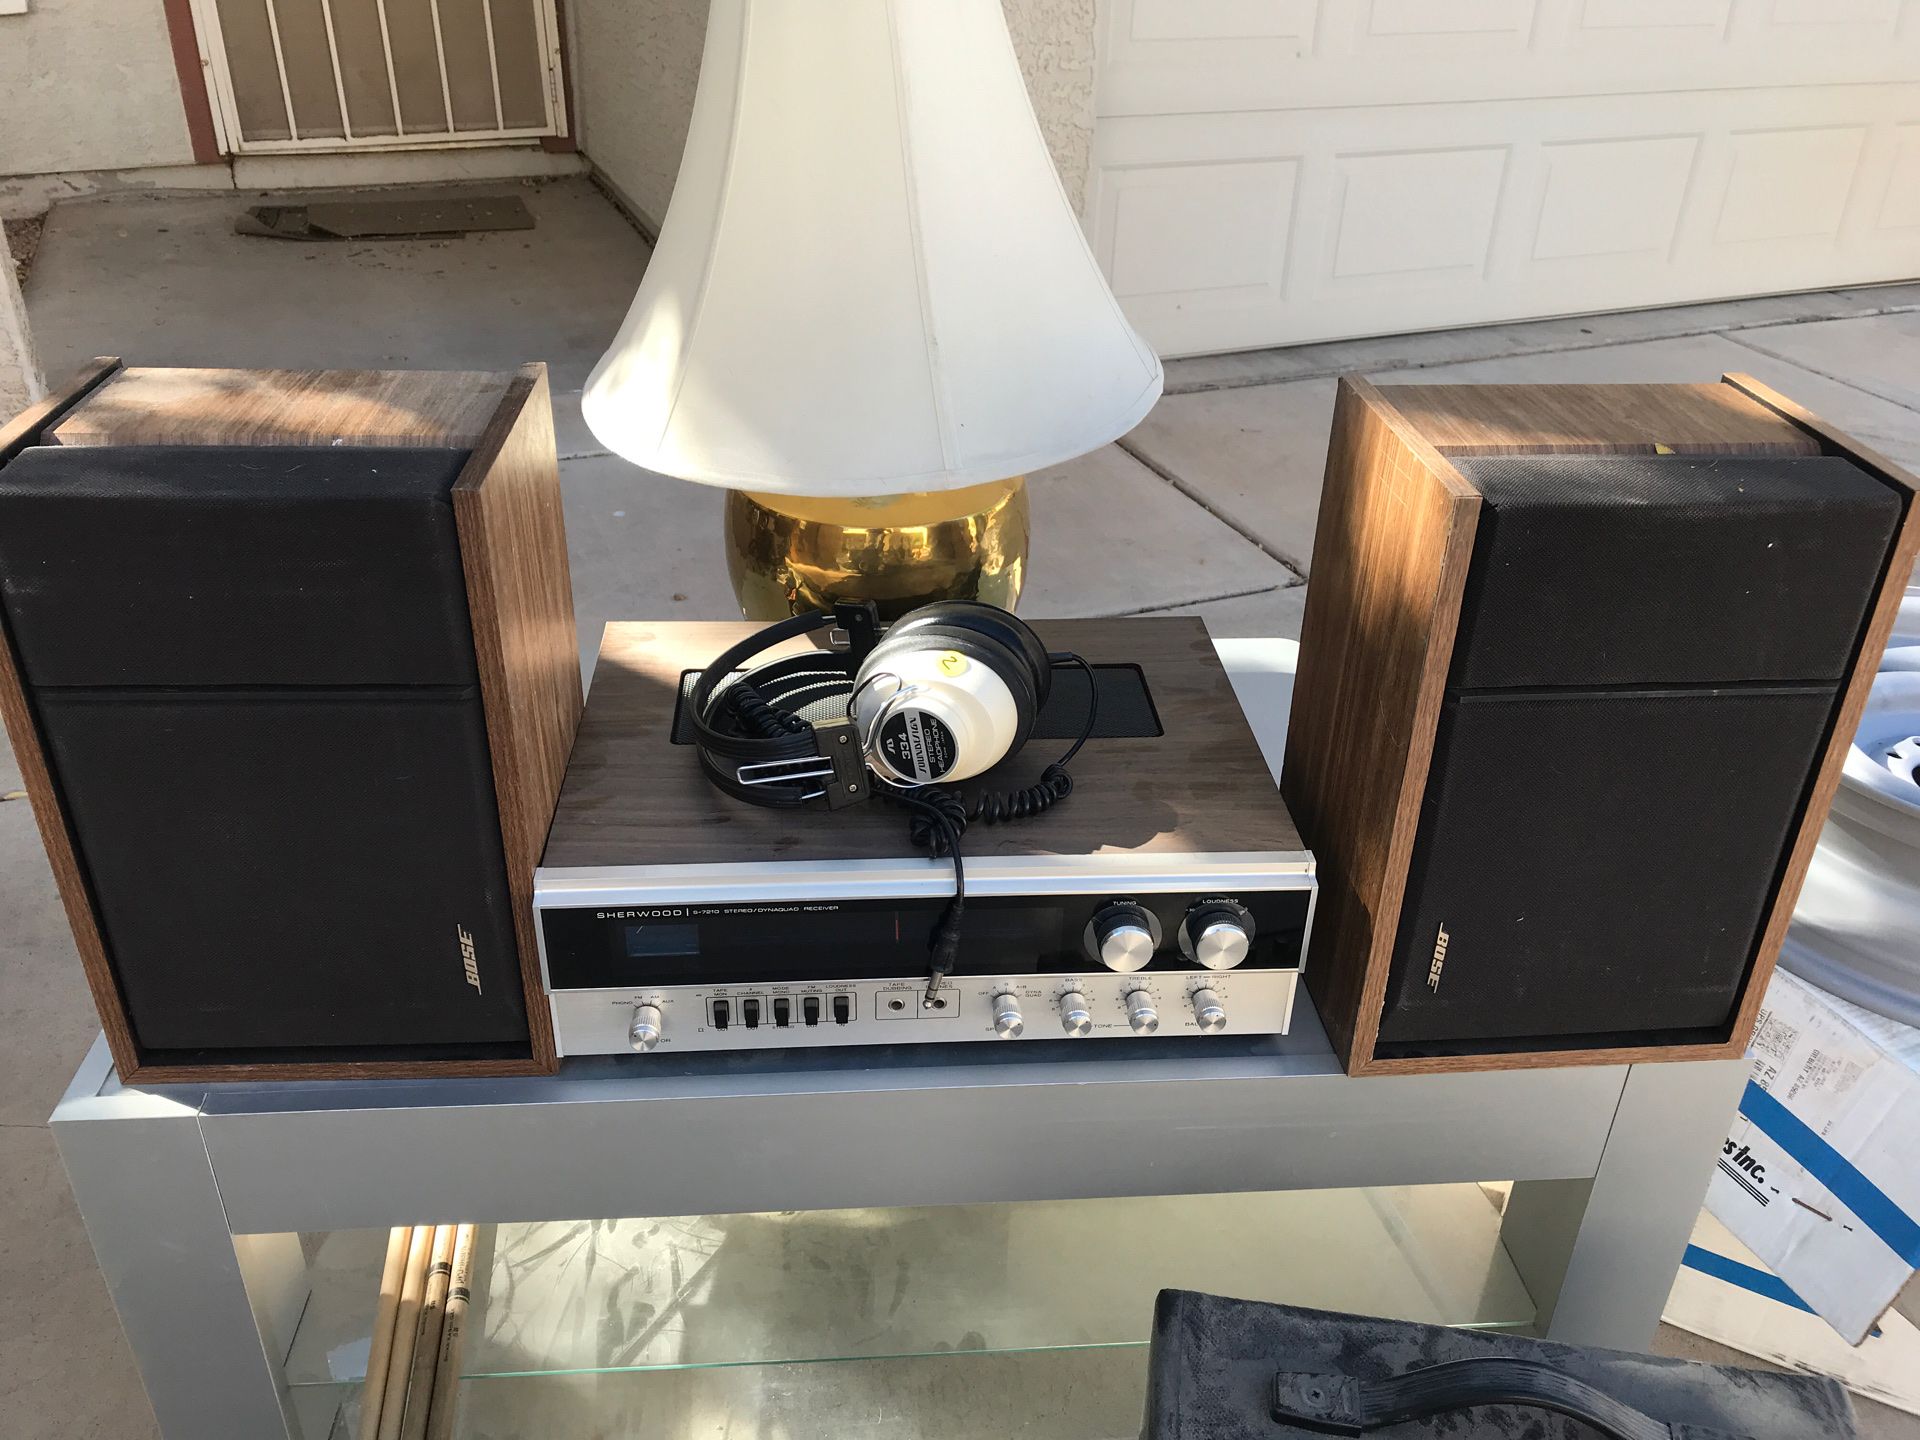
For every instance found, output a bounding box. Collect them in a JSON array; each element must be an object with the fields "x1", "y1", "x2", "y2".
[{"x1": 535, "y1": 854, "x2": 1316, "y2": 1058}]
